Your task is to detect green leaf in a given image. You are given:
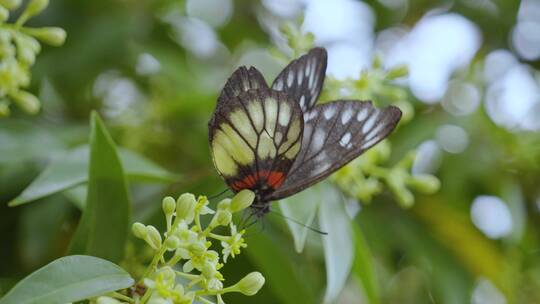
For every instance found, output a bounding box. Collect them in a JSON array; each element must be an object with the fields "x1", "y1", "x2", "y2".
[
  {"x1": 246, "y1": 229, "x2": 316, "y2": 304},
  {"x1": 19, "y1": 196, "x2": 71, "y2": 269},
  {"x1": 8, "y1": 145, "x2": 176, "y2": 207},
  {"x1": 8, "y1": 147, "x2": 87, "y2": 207},
  {"x1": 0, "y1": 255, "x2": 134, "y2": 304},
  {"x1": 318, "y1": 182, "x2": 354, "y2": 304},
  {"x1": 62, "y1": 184, "x2": 87, "y2": 210},
  {"x1": 68, "y1": 112, "x2": 131, "y2": 262},
  {"x1": 278, "y1": 185, "x2": 321, "y2": 253},
  {"x1": 352, "y1": 224, "x2": 380, "y2": 304}
]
